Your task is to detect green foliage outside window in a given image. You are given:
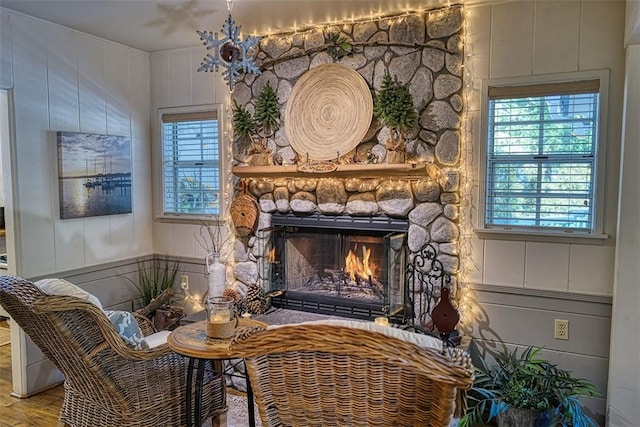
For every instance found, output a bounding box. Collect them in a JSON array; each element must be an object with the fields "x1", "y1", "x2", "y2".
[
  {"x1": 177, "y1": 175, "x2": 219, "y2": 214},
  {"x1": 486, "y1": 91, "x2": 597, "y2": 231}
]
